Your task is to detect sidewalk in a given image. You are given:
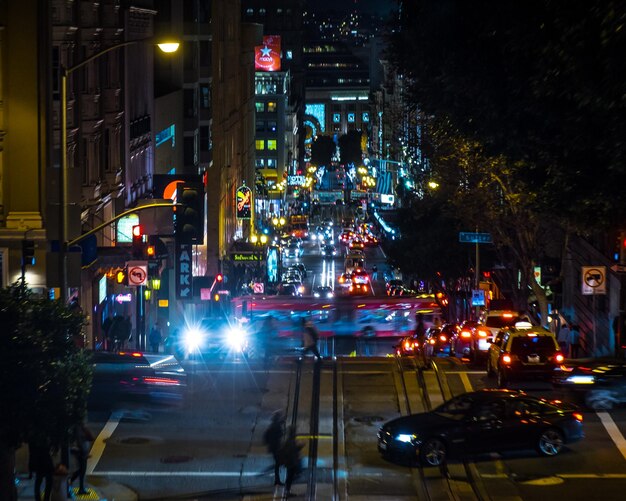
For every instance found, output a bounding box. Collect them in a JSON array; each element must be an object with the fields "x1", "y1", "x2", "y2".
[{"x1": 15, "y1": 474, "x2": 137, "y2": 501}]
